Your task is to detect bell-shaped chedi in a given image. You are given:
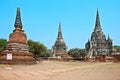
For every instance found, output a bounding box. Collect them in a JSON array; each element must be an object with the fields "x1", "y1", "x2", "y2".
[
  {"x1": 0, "y1": 8, "x2": 36, "y2": 64},
  {"x1": 9, "y1": 7, "x2": 26, "y2": 44},
  {"x1": 52, "y1": 23, "x2": 68, "y2": 58}
]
